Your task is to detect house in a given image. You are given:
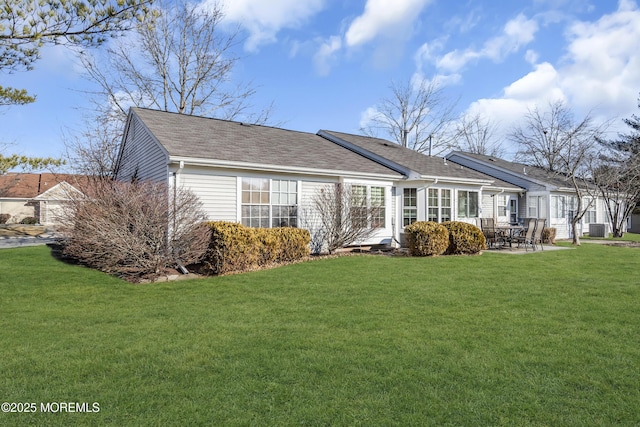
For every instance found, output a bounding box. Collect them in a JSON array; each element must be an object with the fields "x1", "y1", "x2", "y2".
[
  {"x1": 0, "y1": 173, "x2": 85, "y2": 226},
  {"x1": 446, "y1": 151, "x2": 610, "y2": 239},
  {"x1": 115, "y1": 108, "x2": 526, "y2": 249}
]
